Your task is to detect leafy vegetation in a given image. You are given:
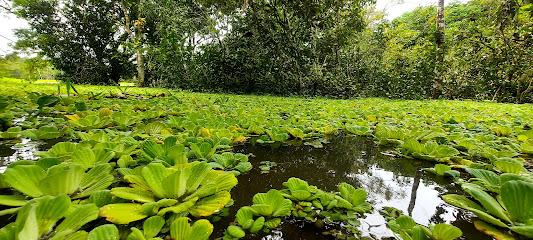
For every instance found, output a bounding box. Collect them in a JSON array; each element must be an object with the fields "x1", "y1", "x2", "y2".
[
  {"x1": 5, "y1": 0, "x2": 532, "y2": 103},
  {"x1": 0, "y1": 79, "x2": 531, "y2": 239}
]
